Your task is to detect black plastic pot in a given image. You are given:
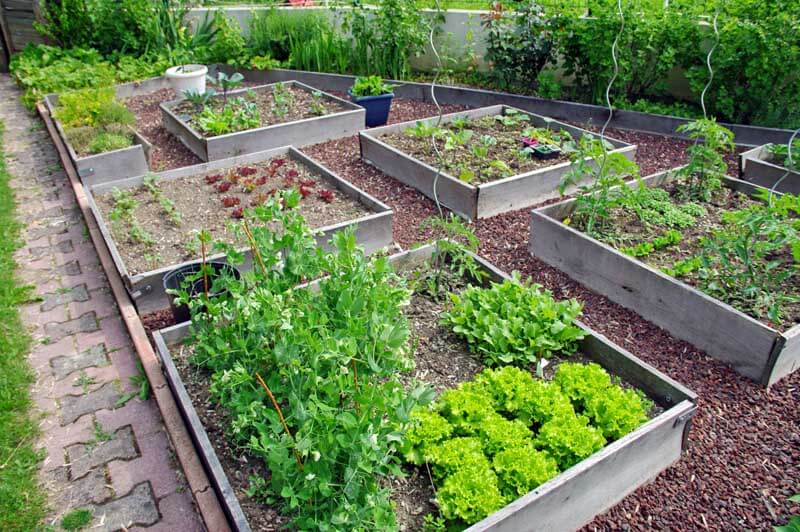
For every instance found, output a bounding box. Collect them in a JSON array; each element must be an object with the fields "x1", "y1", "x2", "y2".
[
  {"x1": 162, "y1": 260, "x2": 240, "y2": 323},
  {"x1": 349, "y1": 91, "x2": 394, "y2": 127}
]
